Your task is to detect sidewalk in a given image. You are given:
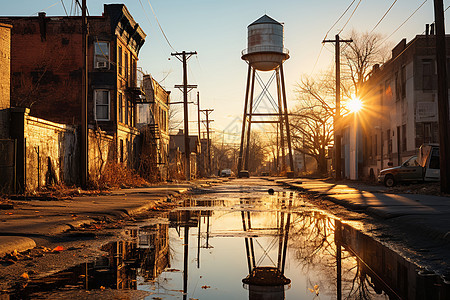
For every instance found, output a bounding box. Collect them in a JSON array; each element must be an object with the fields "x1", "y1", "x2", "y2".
[
  {"x1": 270, "y1": 177, "x2": 450, "y2": 242},
  {"x1": 0, "y1": 181, "x2": 214, "y2": 256}
]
